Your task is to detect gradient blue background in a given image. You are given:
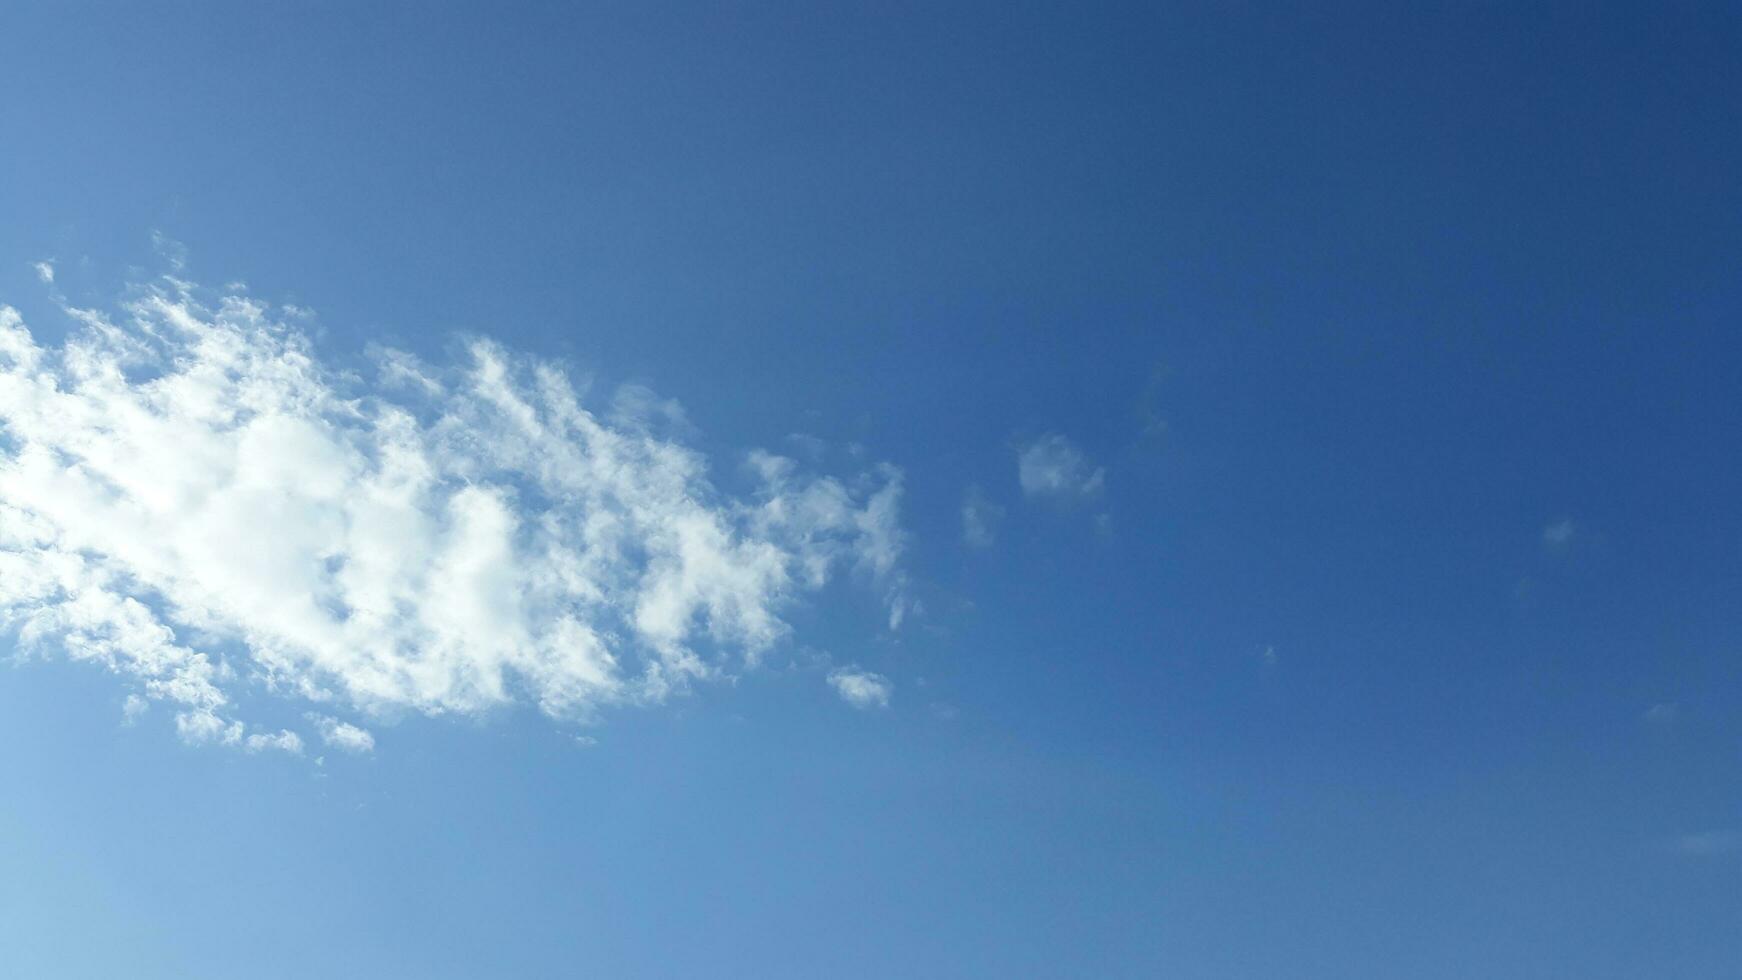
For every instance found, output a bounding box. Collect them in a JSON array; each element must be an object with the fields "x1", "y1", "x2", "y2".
[{"x1": 2, "y1": 3, "x2": 1740, "y2": 976}]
